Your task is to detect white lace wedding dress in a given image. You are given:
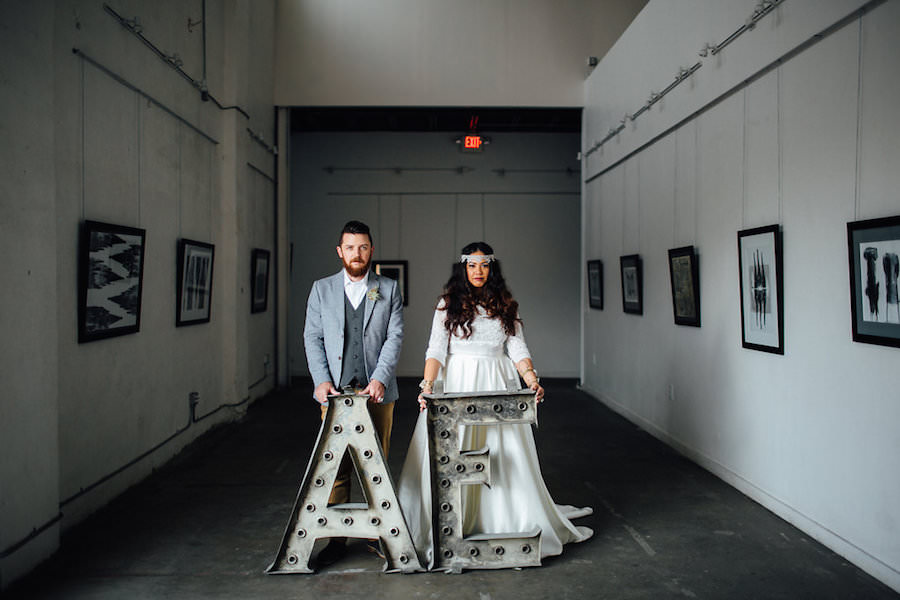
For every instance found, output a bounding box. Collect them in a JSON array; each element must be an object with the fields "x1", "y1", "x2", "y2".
[{"x1": 397, "y1": 303, "x2": 592, "y2": 568}]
